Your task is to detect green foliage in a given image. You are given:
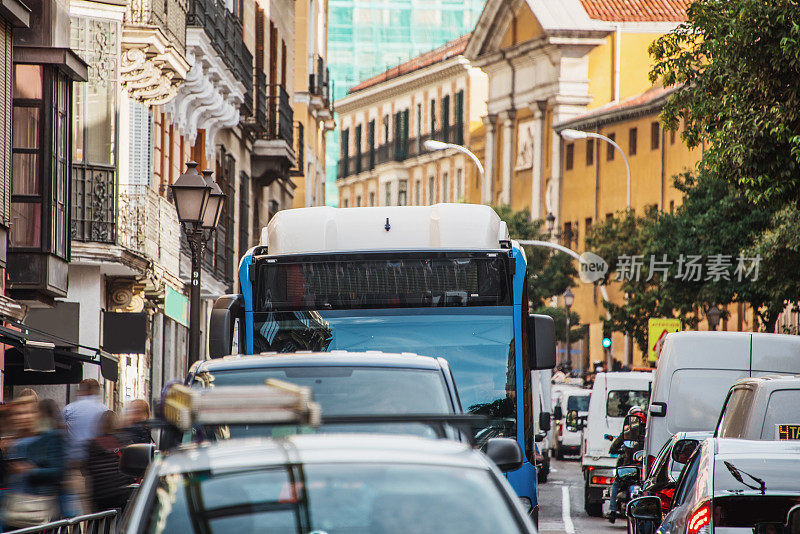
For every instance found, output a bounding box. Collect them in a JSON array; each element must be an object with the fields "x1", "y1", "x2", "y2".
[
  {"x1": 493, "y1": 205, "x2": 578, "y2": 308},
  {"x1": 534, "y1": 306, "x2": 587, "y2": 343},
  {"x1": 649, "y1": 0, "x2": 800, "y2": 207}
]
